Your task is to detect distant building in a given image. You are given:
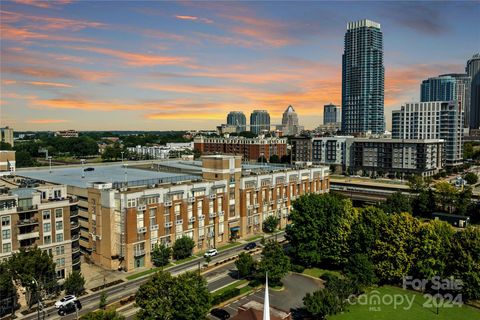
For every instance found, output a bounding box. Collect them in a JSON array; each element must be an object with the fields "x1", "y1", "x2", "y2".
[
  {"x1": 0, "y1": 150, "x2": 16, "y2": 175},
  {"x1": 227, "y1": 111, "x2": 247, "y2": 133},
  {"x1": 342, "y1": 19, "x2": 385, "y2": 135},
  {"x1": 313, "y1": 136, "x2": 354, "y2": 173},
  {"x1": 217, "y1": 124, "x2": 238, "y2": 135},
  {"x1": 55, "y1": 130, "x2": 79, "y2": 138},
  {"x1": 433, "y1": 212, "x2": 470, "y2": 228},
  {"x1": 279, "y1": 105, "x2": 303, "y2": 136},
  {"x1": 194, "y1": 135, "x2": 287, "y2": 162},
  {"x1": 420, "y1": 74, "x2": 471, "y2": 128},
  {"x1": 392, "y1": 101, "x2": 463, "y2": 166},
  {"x1": 291, "y1": 137, "x2": 312, "y2": 163},
  {"x1": 467, "y1": 54, "x2": 480, "y2": 129},
  {"x1": 315, "y1": 122, "x2": 341, "y2": 135},
  {"x1": 324, "y1": 104, "x2": 340, "y2": 125},
  {"x1": 0, "y1": 179, "x2": 80, "y2": 277},
  {"x1": 250, "y1": 110, "x2": 270, "y2": 135},
  {"x1": 127, "y1": 142, "x2": 193, "y2": 159},
  {"x1": 0, "y1": 127, "x2": 14, "y2": 147}
]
